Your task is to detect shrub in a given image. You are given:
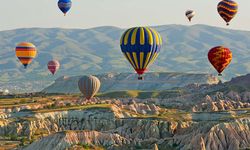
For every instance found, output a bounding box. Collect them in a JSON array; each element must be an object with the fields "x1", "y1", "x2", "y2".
[
  {"x1": 10, "y1": 134, "x2": 18, "y2": 141},
  {"x1": 20, "y1": 99, "x2": 26, "y2": 104}
]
